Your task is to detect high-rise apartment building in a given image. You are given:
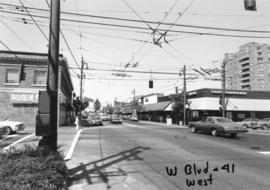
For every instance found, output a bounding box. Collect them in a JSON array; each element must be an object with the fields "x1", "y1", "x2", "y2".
[{"x1": 225, "y1": 42, "x2": 270, "y2": 91}]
